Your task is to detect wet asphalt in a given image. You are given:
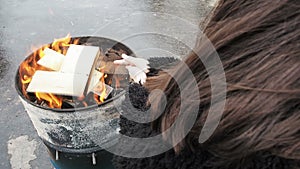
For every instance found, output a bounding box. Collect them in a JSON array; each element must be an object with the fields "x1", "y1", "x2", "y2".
[{"x1": 0, "y1": 0, "x2": 215, "y2": 168}]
